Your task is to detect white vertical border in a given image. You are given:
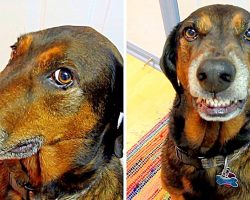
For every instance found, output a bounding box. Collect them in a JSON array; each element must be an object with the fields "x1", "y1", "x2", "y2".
[{"x1": 123, "y1": 0, "x2": 127, "y2": 198}]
